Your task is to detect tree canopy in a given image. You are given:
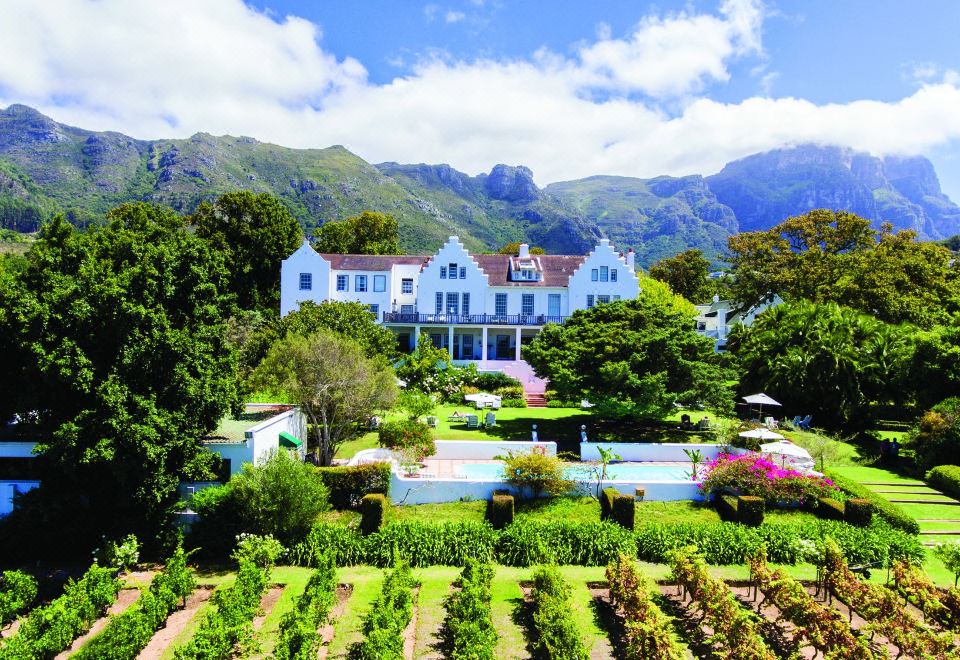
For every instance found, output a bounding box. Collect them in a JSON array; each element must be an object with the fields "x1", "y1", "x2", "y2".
[
  {"x1": 251, "y1": 330, "x2": 398, "y2": 465},
  {"x1": 648, "y1": 249, "x2": 712, "y2": 303},
  {"x1": 497, "y1": 241, "x2": 545, "y2": 255},
  {"x1": 191, "y1": 191, "x2": 303, "y2": 312},
  {"x1": 727, "y1": 209, "x2": 960, "y2": 327},
  {"x1": 0, "y1": 205, "x2": 239, "y2": 552},
  {"x1": 523, "y1": 293, "x2": 733, "y2": 419},
  {"x1": 313, "y1": 210, "x2": 400, "y2": 255}
]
